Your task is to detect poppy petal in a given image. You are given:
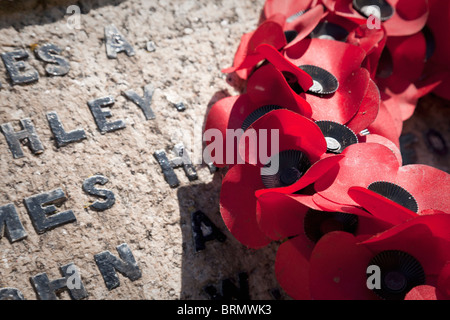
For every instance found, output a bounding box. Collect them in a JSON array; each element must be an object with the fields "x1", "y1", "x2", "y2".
[
  {"x1": 285, "y1": 38, "x2": 370, "y2": 124},
  {"x1": 404, "y1": 285, "x2": 441, "y2": 300},
  {"x1": 312, "y1": 193, "x2": 375, "y2": 218},
  {"x1": 220, "y1": 164, "x2": 271, "y2": 249},
  {"x1": 315, "y1": 143, "x2": 401, "y2": 207},
  {"x1": 359, "y1": 133, "x2": 402, "y2": 166},
  {"x1": 383, "y1": 0, "x2": 429, "y2": 36},
  {"x1": 284, "y1": 5, "x2": 327, "y2": 49},
  {"x1": 255, "y1": 44, "x2": 314, "y2": 91},
  {"x1": 309, "y1": 231, "x2": 378, "y2": 300},
  {"x1": 345, "y1": 79, "x2": 380, "y2": 134},
  {"x1": 348, "y1": 186, "x2": 417, "y2": 225},
  {"x1": 204, "y1": 95, "x2": 240, "y2": 167},
  {"x1": 222, "y1": 16, "x2": 287, "y2": 78},
  {"x1": 256, "y1": 192, "x2": 309, "y2": 240},
  {"x1": 255, "y1": 155, "x2": 344, "y2": 197},
  {"x1": 321, "y1": 0, "x2": 368, "y2": 24},
  {"x1": 287, "y1": 193, "x2": 325, "y2": 211},
  {"x1": 389, "y1": 73, "x2": 446, "y2": 121},
  {"x1": 264, "y1": 0, "x2": 315, "y2": 22},
  {"x1": 377, "y1": 32, "x2": 427, "y2": 95},
  {"x1": 222, "y1": 31, "x2": 251, "y2": 69},
  {"x1": 239, "y1": 109, "x2": 326, "y2": 166},
  {"x1": 347, "y1": 25, "x2": 387, "y2": 78},
  {"x1": 367, "y1": 101, "x2": 402, "y2": 148},
  {"x1": 396, "y1": 165, "x2": 450, "y2": 213},
  {"x1": 246, "y1": 64, "x2": 313, "y2": 117},
  {"x1": 275, "y1": 236, "x2": 314, "y2": 300},
  {"x1": 362, "y1": 214, "x2": 450, "y2": 275}
]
